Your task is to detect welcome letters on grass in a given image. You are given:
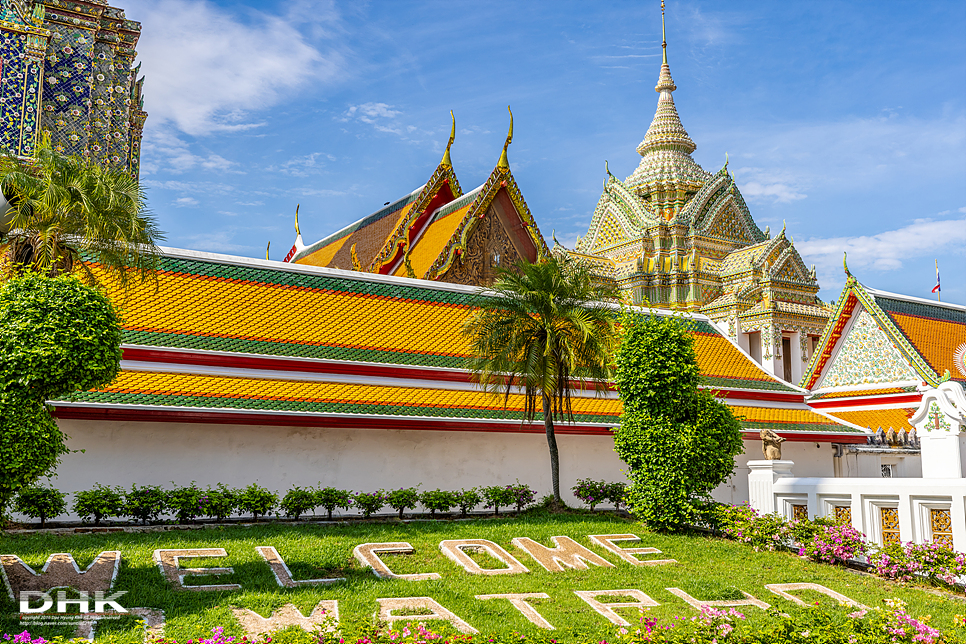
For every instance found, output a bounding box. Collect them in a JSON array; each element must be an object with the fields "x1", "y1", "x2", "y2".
[{"x1": 1, "y1": 533, "x2": 867, "y2": 634}]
